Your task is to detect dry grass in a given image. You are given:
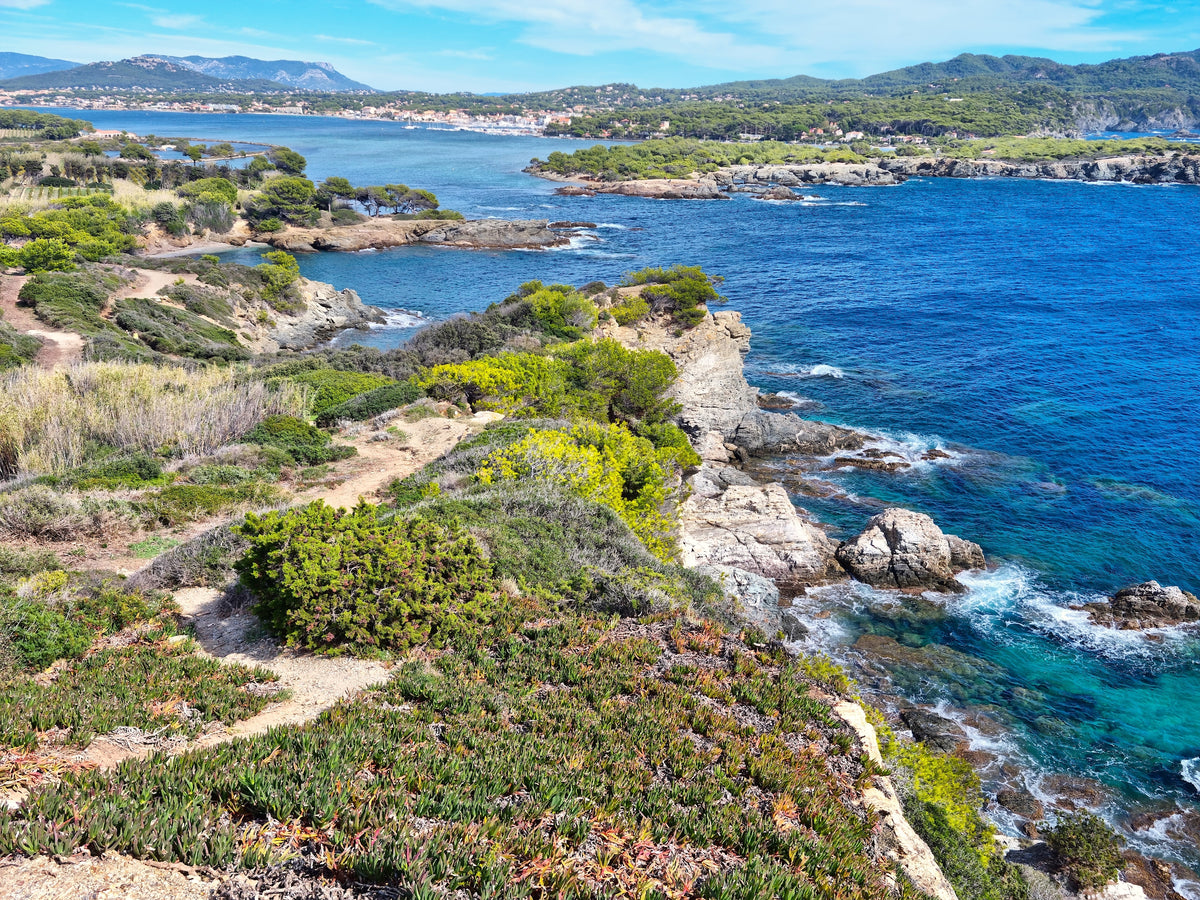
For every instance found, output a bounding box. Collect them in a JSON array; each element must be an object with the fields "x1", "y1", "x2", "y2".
[{"x1": 0, "y1": 361, "x2": 306, "y2": 476}]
